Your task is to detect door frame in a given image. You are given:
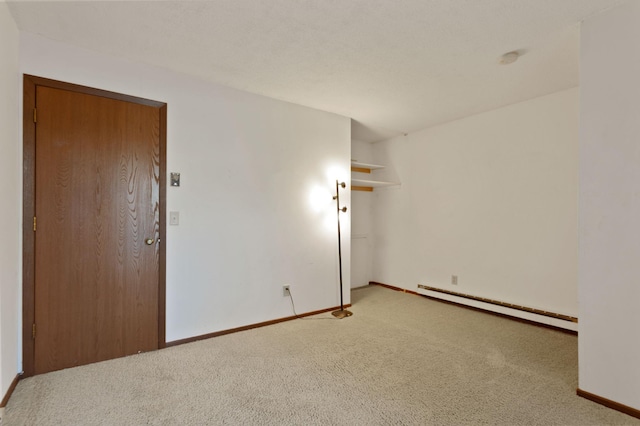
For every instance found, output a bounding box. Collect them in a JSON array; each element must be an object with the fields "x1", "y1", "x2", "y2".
[{"x1": 22, "y1": 75, "x2": 167, "y2": 377}]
